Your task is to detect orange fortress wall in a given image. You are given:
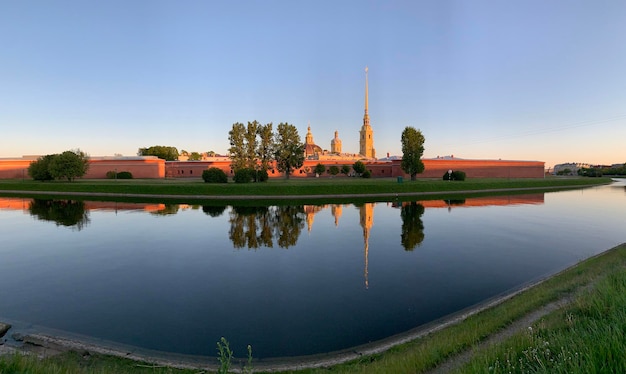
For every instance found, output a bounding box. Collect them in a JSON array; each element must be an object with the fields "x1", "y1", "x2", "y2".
[{"x1": 0, "y1": 157, "x2": 544, "y2": 180}]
